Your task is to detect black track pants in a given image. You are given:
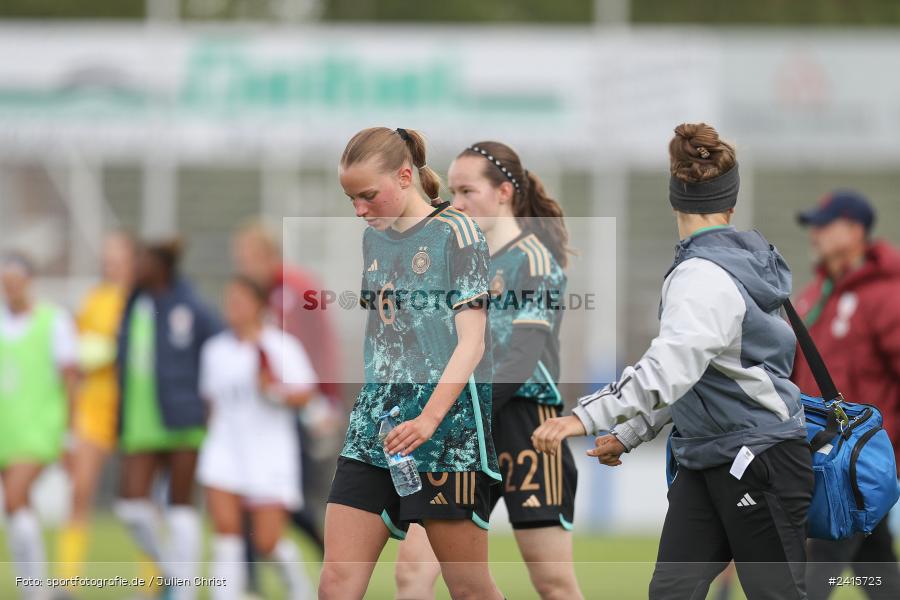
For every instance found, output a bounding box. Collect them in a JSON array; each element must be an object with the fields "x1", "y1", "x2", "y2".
[{"x1": 650, "y1": 439, "x2": 814, "y2": 600}]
